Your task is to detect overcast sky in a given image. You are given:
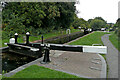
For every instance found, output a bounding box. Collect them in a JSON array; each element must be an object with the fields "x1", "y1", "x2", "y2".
[{"x1": 75, "y1": 0, "x2": 119, "y2": 23}]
